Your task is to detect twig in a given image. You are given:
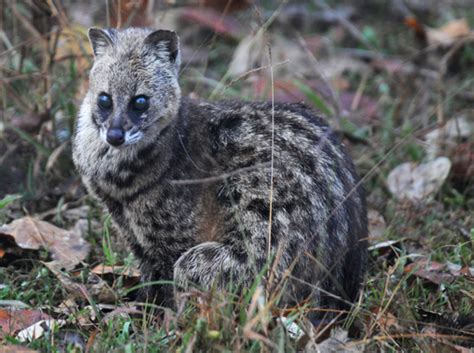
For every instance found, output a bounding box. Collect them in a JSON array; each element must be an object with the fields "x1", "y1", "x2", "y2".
[
  {"x1": 351, "y1": 69, "x2": 370, "y2": 111},
  {"x1": 168, "y1": 162, "x2": 272, "y2": 185}
]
